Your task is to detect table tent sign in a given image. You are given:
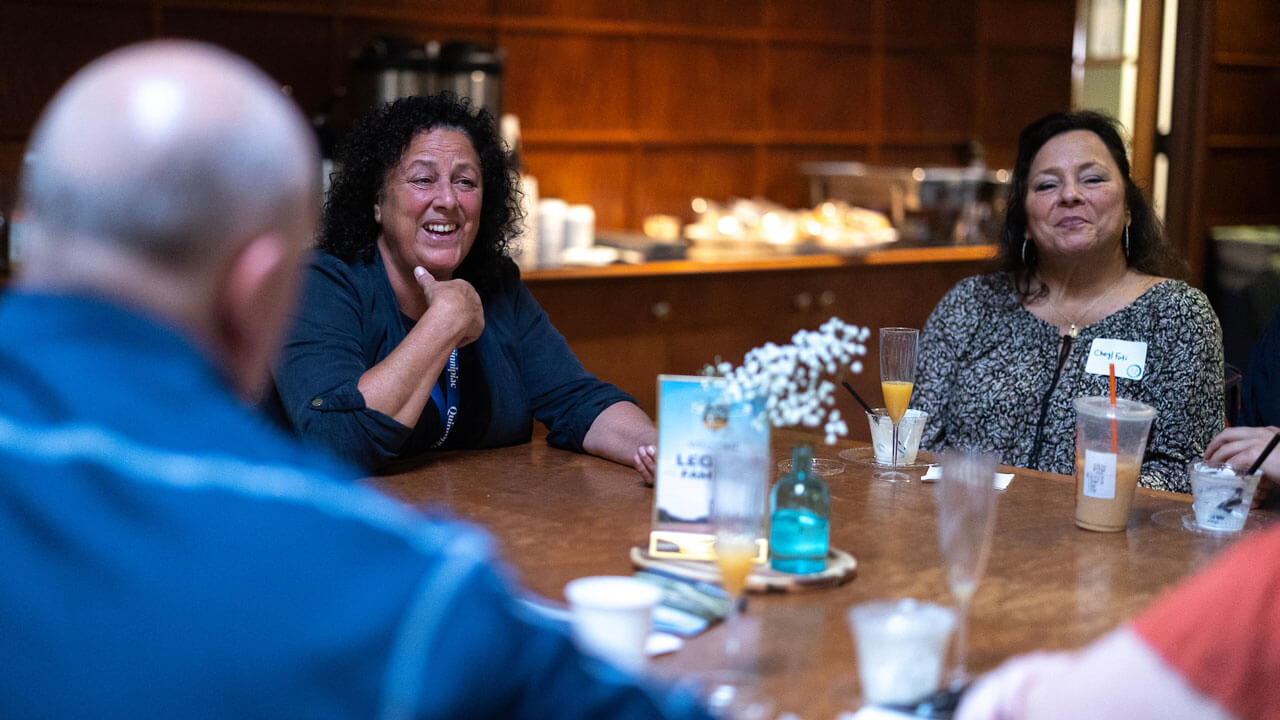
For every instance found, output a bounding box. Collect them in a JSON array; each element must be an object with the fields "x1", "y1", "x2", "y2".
[{"x1": 651, "y1": 375, "x2": 769, "y2": 562}]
